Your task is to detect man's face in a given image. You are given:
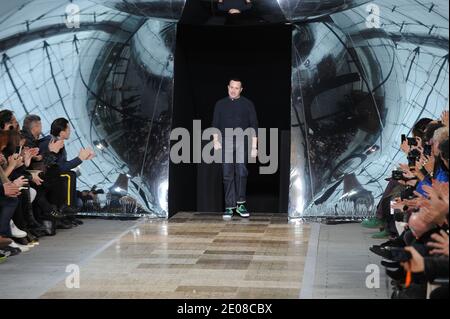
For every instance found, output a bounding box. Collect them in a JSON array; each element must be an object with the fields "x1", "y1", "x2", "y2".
[
  {"x1": 228, "y1": 80, "x2": 243, "y2": 99},
  {"x1": 60, "y1": 124, "x2": 71, "y2": 140}
]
